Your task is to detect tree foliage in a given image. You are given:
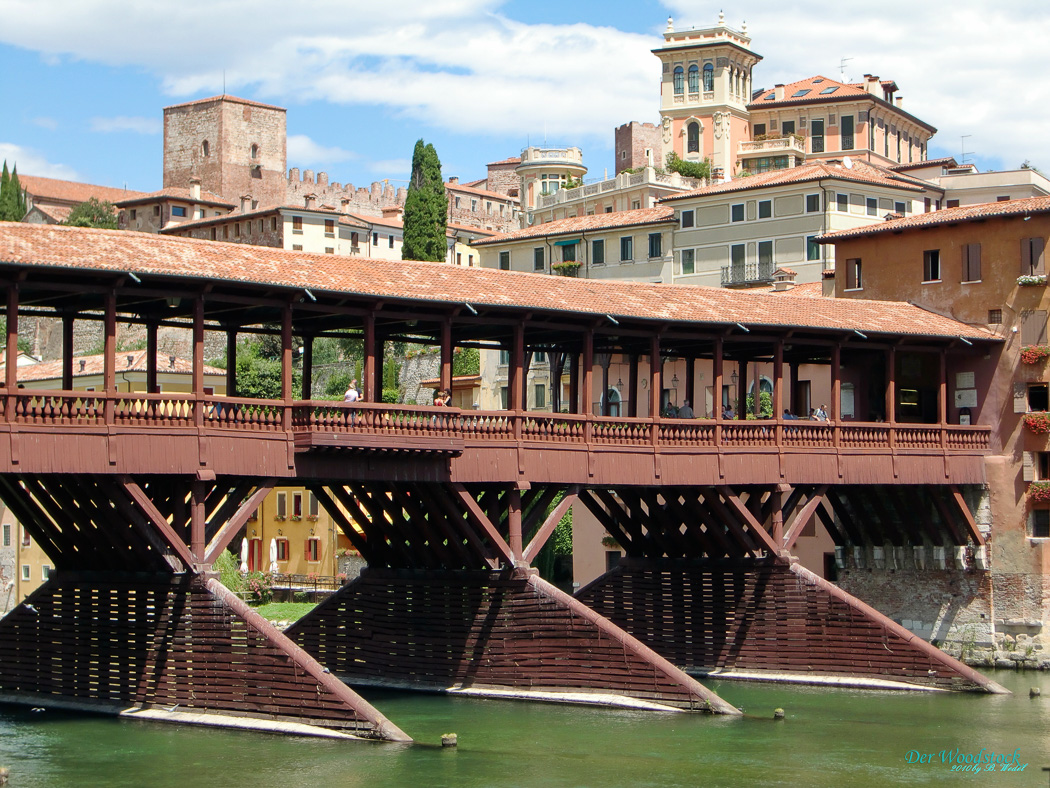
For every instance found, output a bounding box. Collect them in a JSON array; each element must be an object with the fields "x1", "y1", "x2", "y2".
[
  {"x1": 664, "y1": 152, "x2": 711, "y2": 181},
  {"x1": 233, "y1": 337, "x2": 301, "y2": 400},
  {"x1": 63, "y1": 197, "x2": 118, "y2": 229},
  {"x1": 452, "y1": 347, "x2": 480, "y2": 377},
  {"x1": 401, "y1": 140, "x2": 447, "y2": 262},
  {"x1": 0, "y1": 161, "x2": 27, "y2": 222}
]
